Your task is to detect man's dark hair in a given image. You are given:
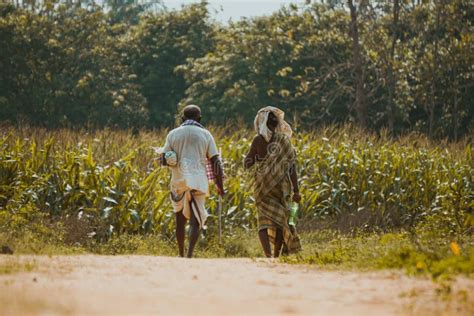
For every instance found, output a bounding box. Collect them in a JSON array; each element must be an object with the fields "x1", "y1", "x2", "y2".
[{"x1": 182, "y1": 105, "x2": 202, "y2": 122}]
